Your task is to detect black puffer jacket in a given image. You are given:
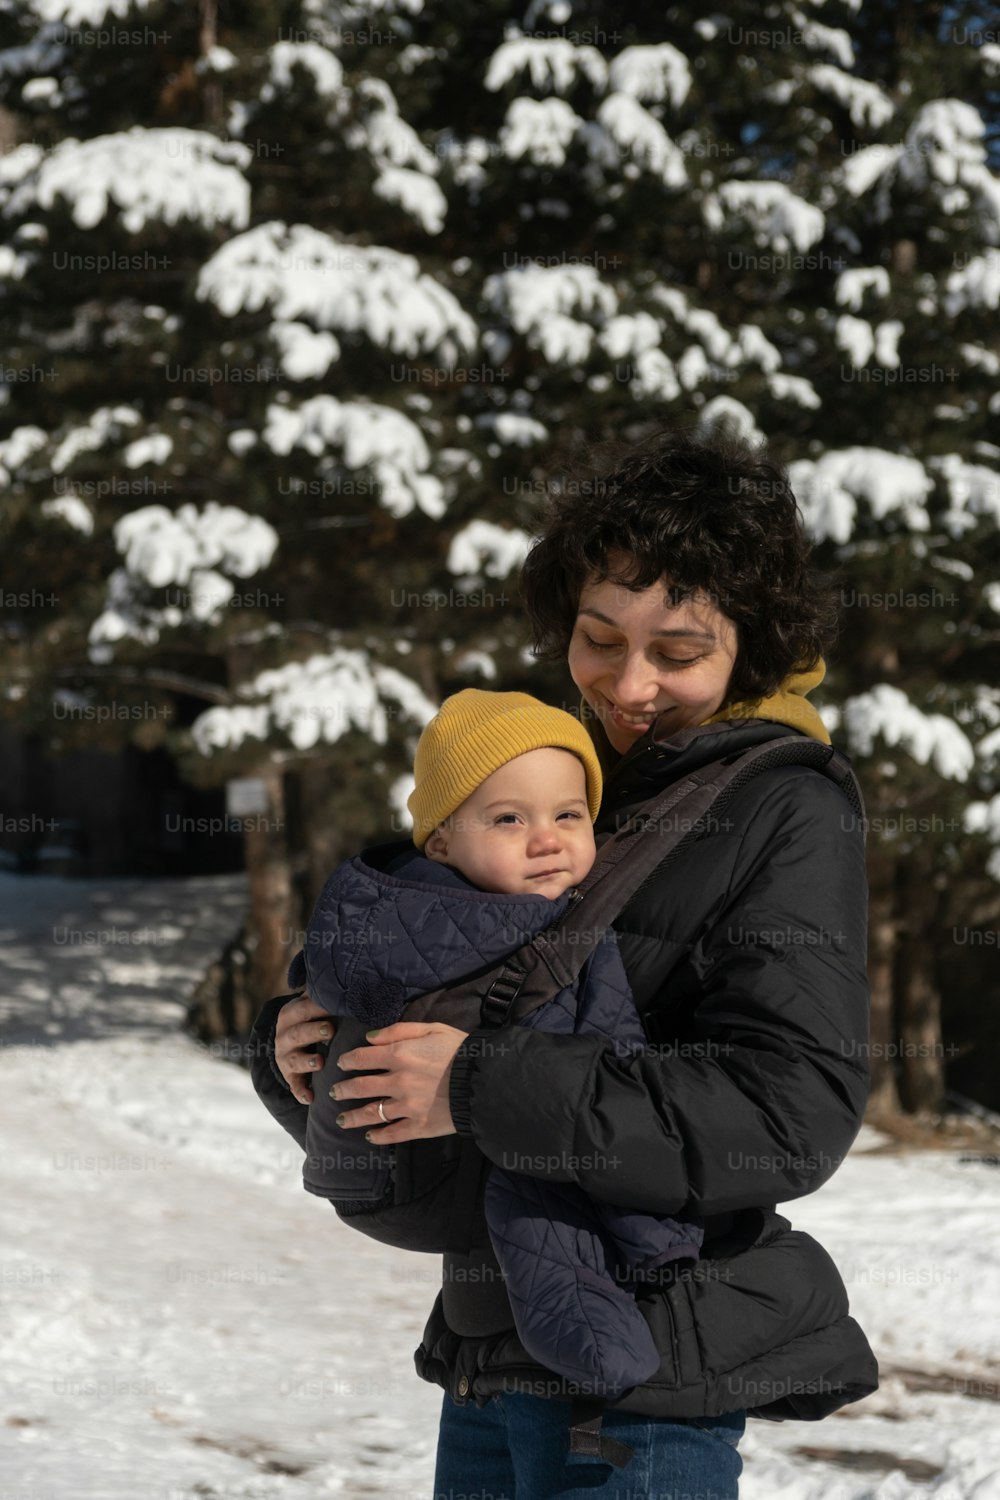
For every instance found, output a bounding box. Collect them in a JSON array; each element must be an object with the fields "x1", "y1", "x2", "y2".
[
  {"x1": 421, "y1": 715, "x2": 878, "y2": 1421},
  {"x1": 249, "y1": 716, "x2": 878, "y2": 1427}
]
